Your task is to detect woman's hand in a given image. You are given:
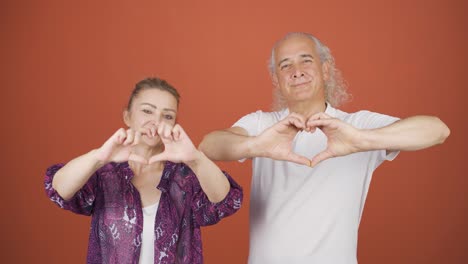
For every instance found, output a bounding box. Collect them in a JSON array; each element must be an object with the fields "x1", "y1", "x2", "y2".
[
  {"x1": 148, "y1": 123, "x2": 200, "y2": 164},
  {"x1": 95, "y1": 128, "x2": 149, "y2": 164}
]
